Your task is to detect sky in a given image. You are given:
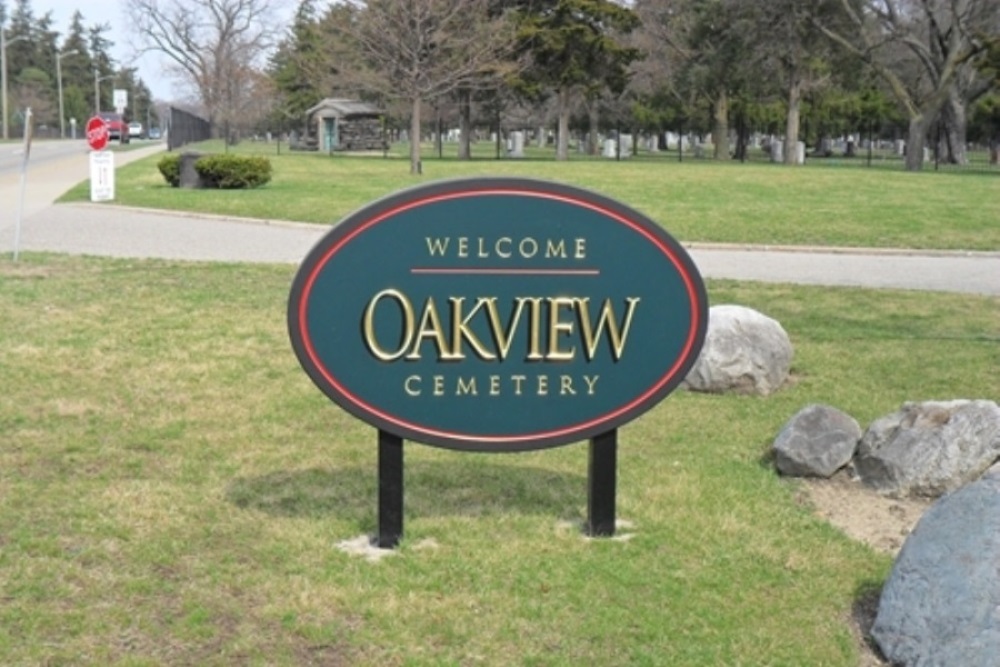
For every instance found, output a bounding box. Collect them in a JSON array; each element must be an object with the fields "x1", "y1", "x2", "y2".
[
  {"x1": 30, "y1": 0, "x2": 174, "y2": 99},
  {"x1": 28, "y1": 0, "x2": 297, "y2": 102}
]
